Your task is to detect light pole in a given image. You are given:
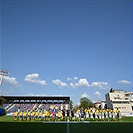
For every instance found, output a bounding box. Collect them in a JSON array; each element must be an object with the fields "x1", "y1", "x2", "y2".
[{"x1": 0, "y1": 69, "x2": 8, "y2": 95}]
